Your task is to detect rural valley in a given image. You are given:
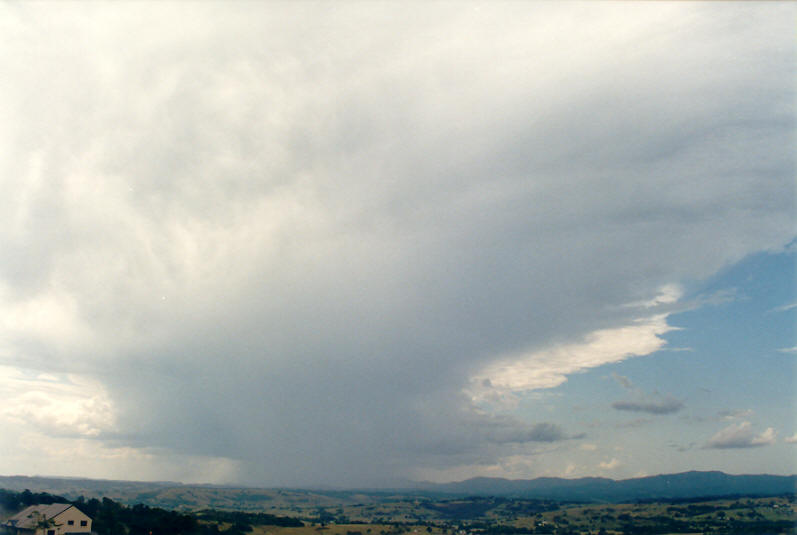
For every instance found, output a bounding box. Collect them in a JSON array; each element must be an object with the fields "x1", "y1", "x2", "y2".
[{"x1": 1, "y1": 473, "x2": 794, "y2": 534}]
